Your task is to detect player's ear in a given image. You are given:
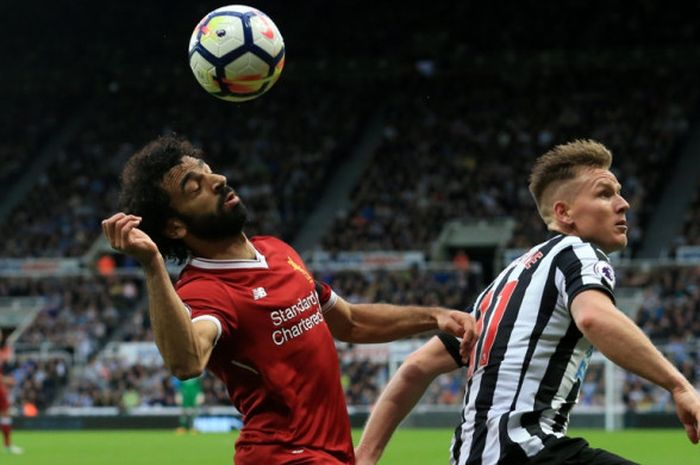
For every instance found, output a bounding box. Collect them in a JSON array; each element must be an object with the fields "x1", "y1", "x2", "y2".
[
  {"x1": 552, "y1": 200, "x2": 574, "y2": 226},
  {"x1": 164, "y1": 217, "x2": 187, "y2": 240}
]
